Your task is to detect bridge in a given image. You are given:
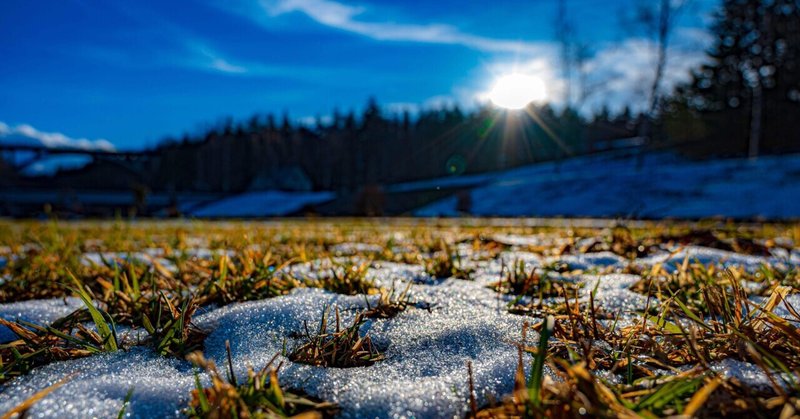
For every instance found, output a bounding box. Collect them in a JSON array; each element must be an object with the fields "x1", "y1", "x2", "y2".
[{"x1": 0, "y1": 144, "x2": 153, "y2": 172}]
